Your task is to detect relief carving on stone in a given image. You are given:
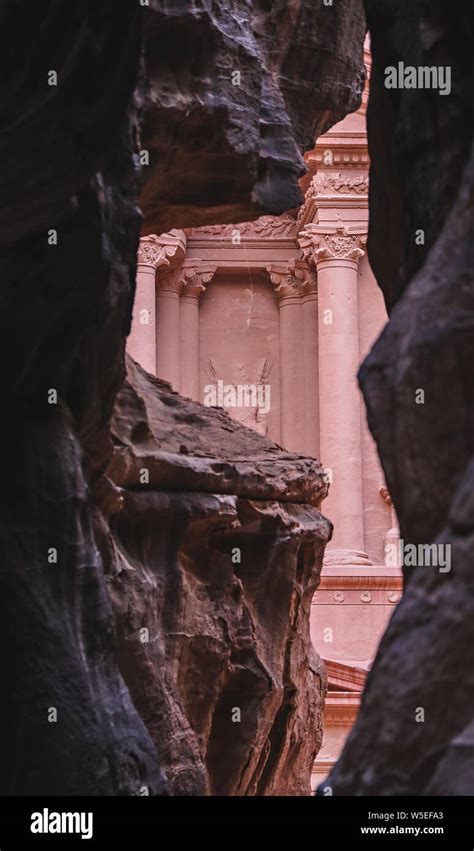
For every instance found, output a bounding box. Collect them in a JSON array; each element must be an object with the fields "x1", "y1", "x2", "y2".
[
  {"x1": 296, "y1": 172, "x2": 369, "y2": 229},
  {"x1": 204, "y1": 354, "x2": 274, "y2": 437},
  {"x1": 266, "y1": 261, "x2": 317, "y2": 299},
  {"x1": 190, "y1": 214, "x2": 298, "y2": 240},
  {"x1": 157, "y1": 261, "x2": 217, "y2": 295},
  {"x1": 138, "y1": 229, "x2": 187, "y2": 269},
  {"x1": 298, "y1": 225, "x2": 366, "y2": 265},
  {"x1": 180, "y1": 264, "x2": 217, "y2": 298},
  {"x1": 312, "y1": 172, "x2": 369, "y2": 196}
]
